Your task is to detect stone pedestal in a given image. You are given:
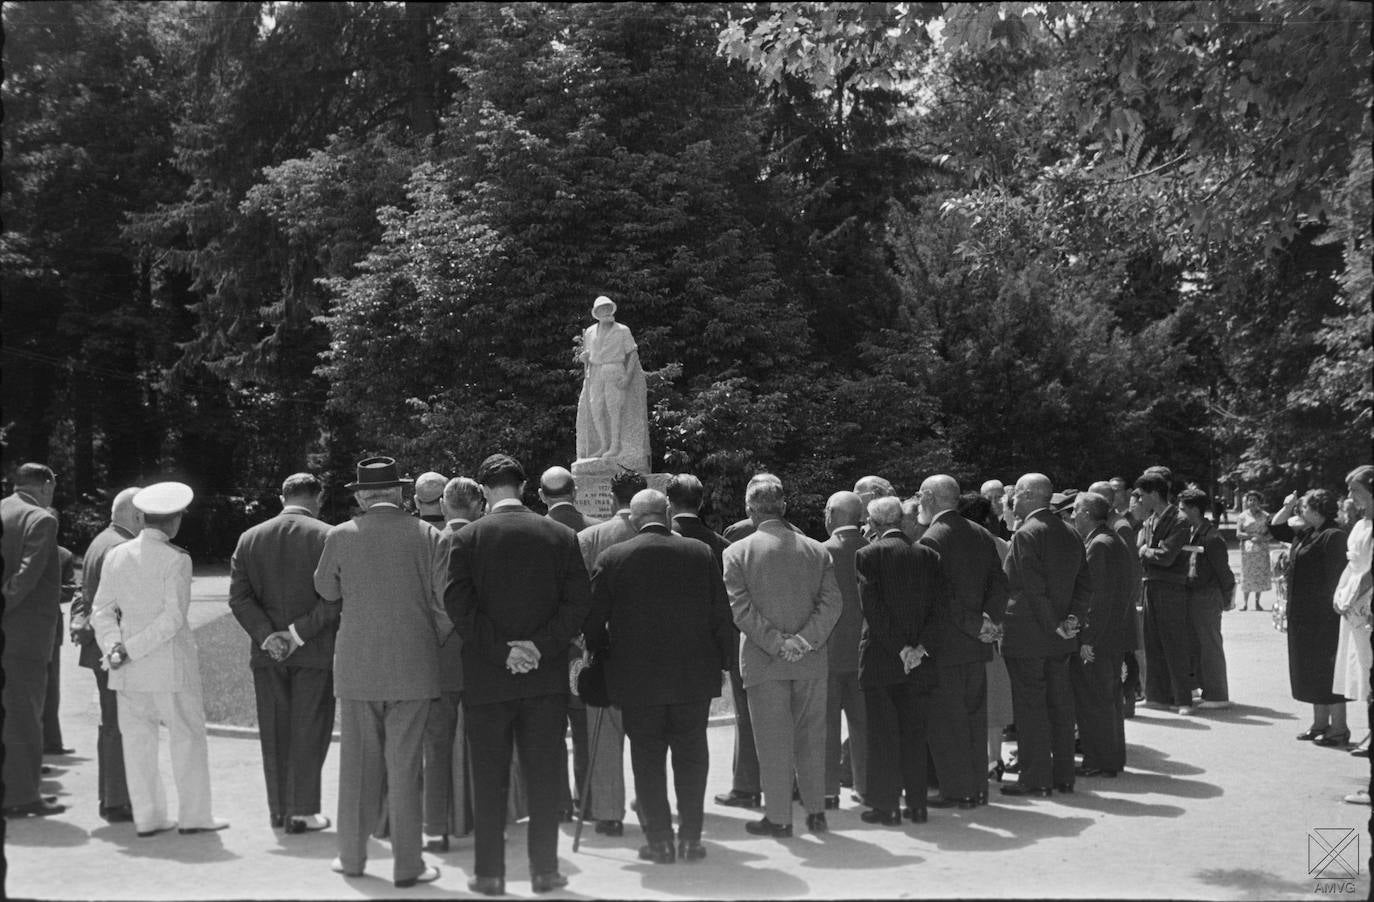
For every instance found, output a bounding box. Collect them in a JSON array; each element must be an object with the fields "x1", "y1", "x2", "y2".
[{"x1": 571, "y1": 458, "x2": 671, "y2": 521}]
